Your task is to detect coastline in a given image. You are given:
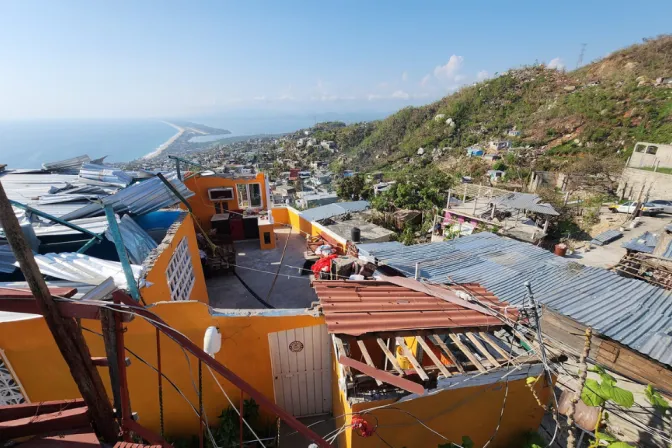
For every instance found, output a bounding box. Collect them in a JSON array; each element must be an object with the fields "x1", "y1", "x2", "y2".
[{"x1": 142, "y1": 121, "x2": 184, "y2": 160}]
